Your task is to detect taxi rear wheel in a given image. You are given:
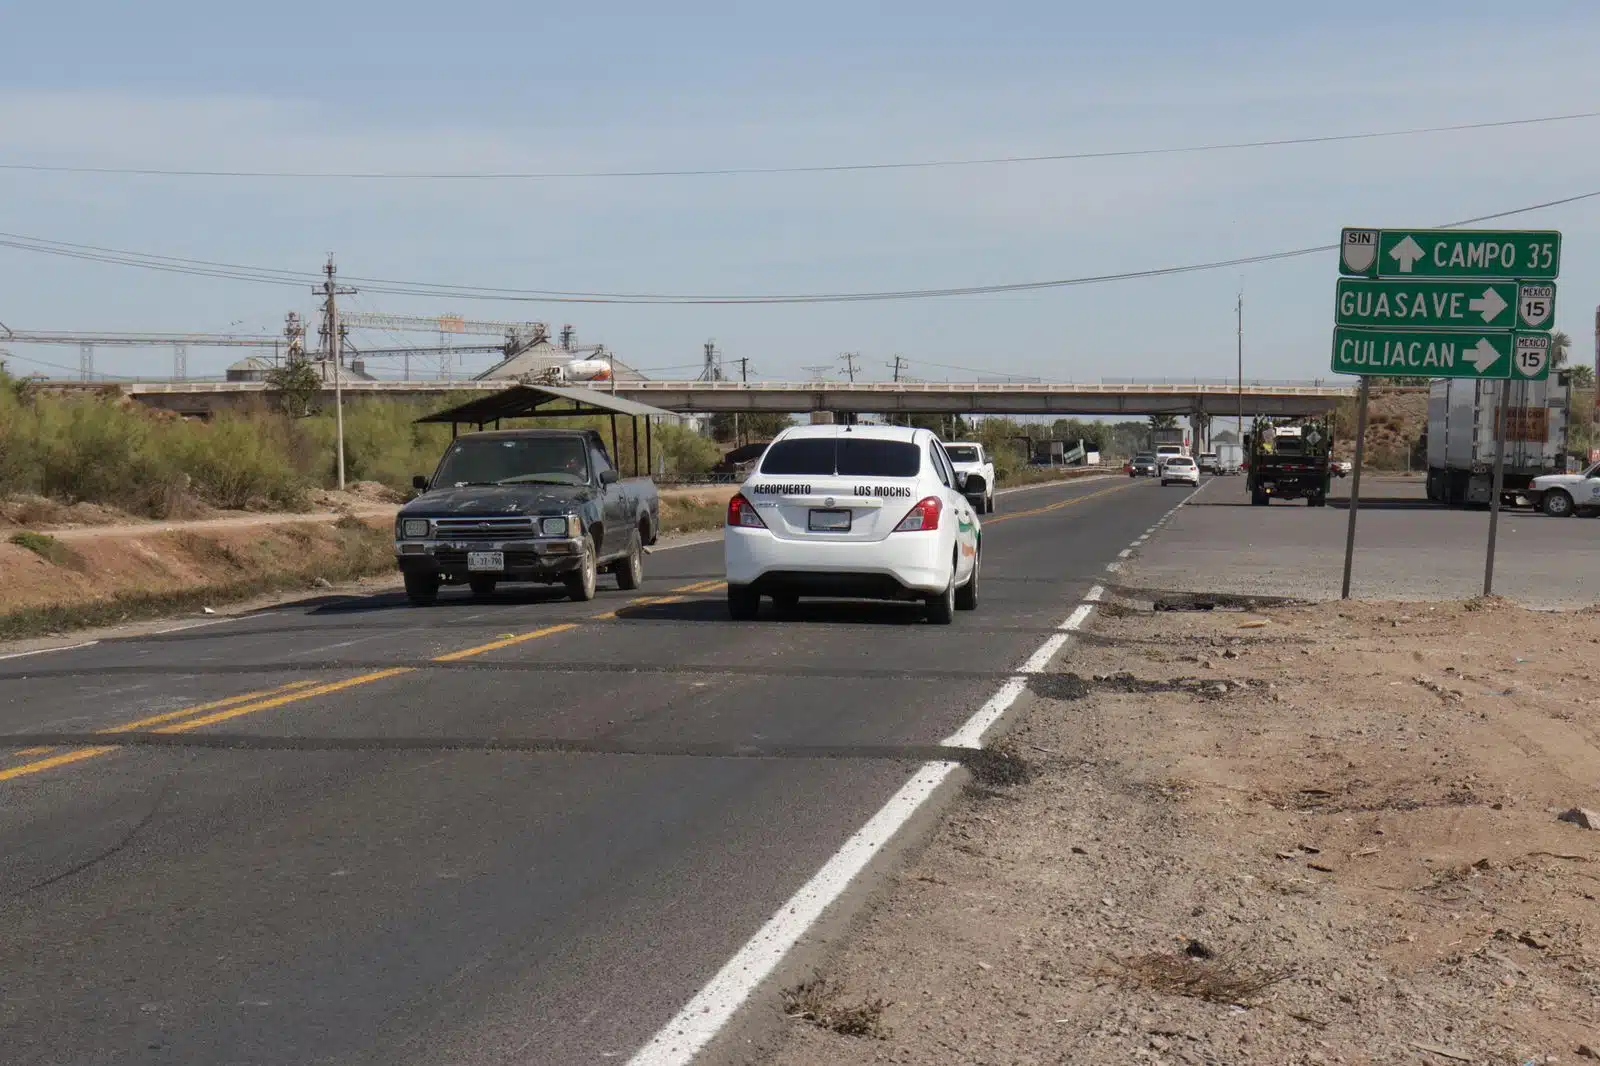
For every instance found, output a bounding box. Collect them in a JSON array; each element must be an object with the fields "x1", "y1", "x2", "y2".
[
  {"x1": 728, "y1": 584, "x2": 761, "y2": 621},
  {"x1": 925, "y1": 559, "x2": 957, "y2": 625},
  {"x1": 955, "y1": 551, "x2": 979, "y2": 611}
]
